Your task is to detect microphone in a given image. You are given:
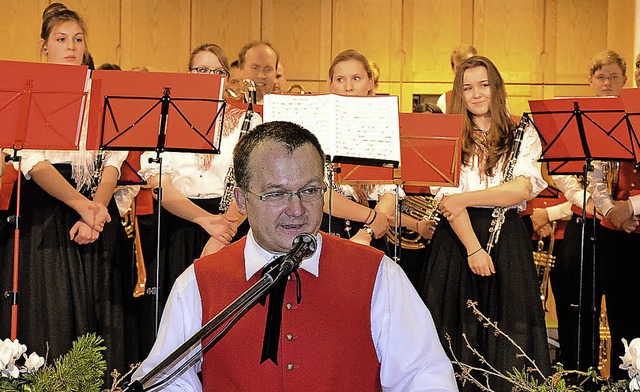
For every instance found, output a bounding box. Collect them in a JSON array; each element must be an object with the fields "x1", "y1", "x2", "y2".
[{"x1": 275, "y1": 233, "x2": 317, "y2": 279}]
